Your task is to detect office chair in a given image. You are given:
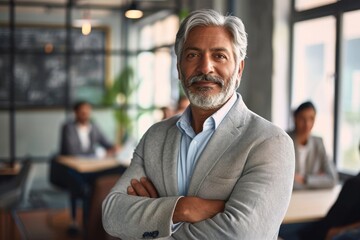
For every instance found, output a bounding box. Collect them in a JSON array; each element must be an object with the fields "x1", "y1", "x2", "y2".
[{"x1": 0, "y1": 159, "x2": 32, "y2": 239}]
